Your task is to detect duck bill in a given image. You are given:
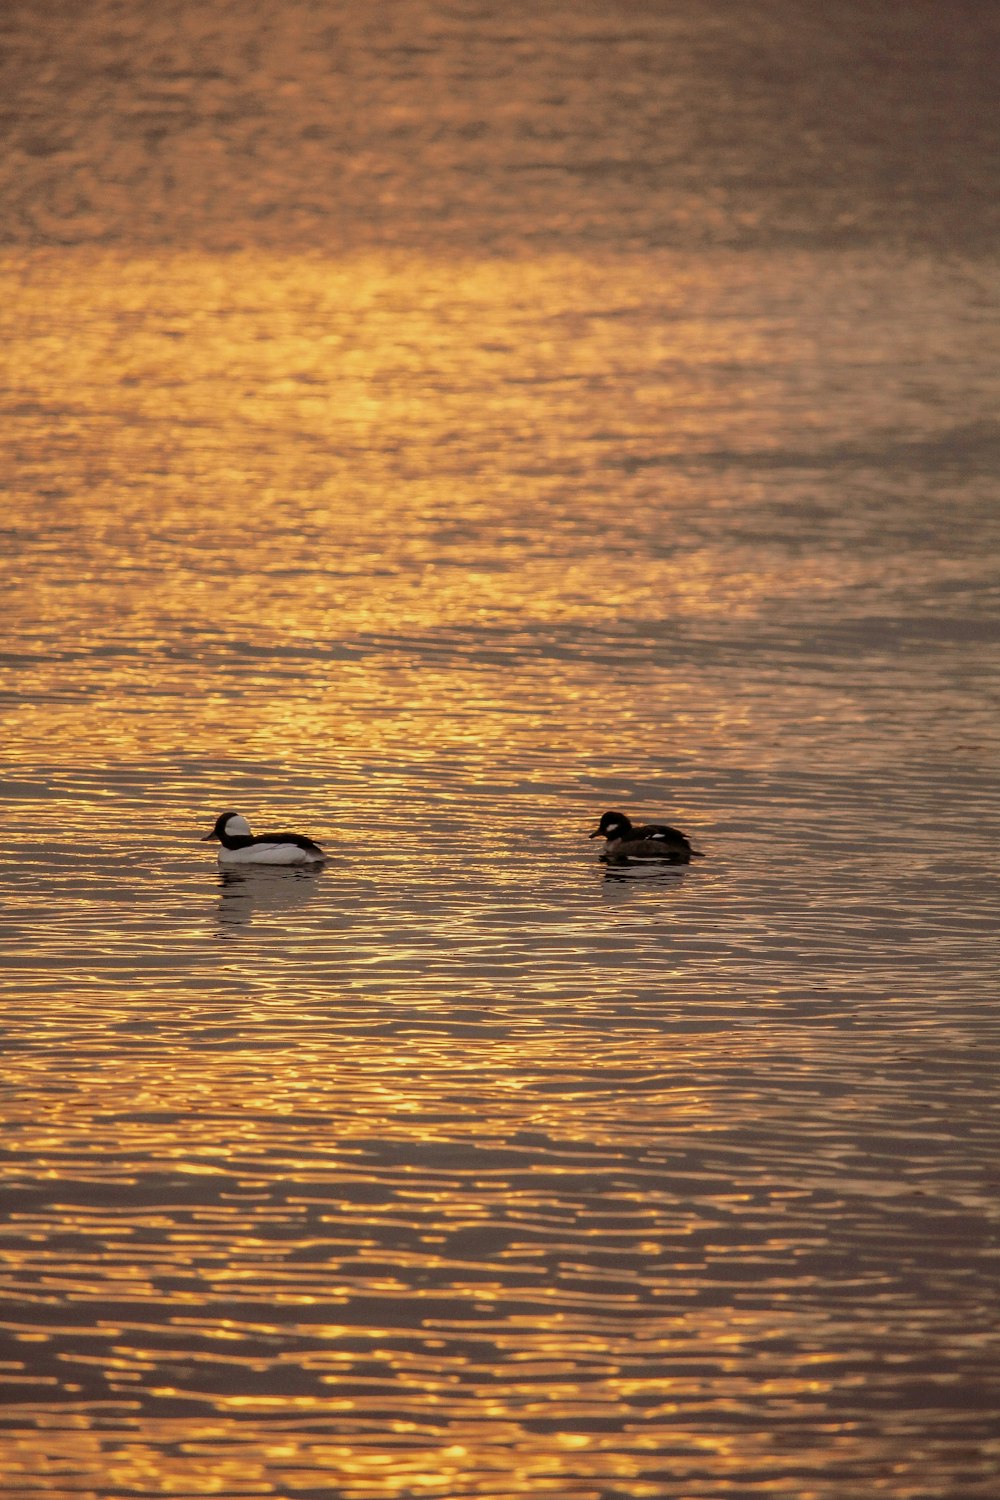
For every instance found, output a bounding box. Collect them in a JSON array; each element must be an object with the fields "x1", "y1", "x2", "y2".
[
  {"x1": 588, "y1": 828, "x2": 603, "y2": 839},
  {"x1": 200, "y1": 831, "x2": 217, "y2": 841}
]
